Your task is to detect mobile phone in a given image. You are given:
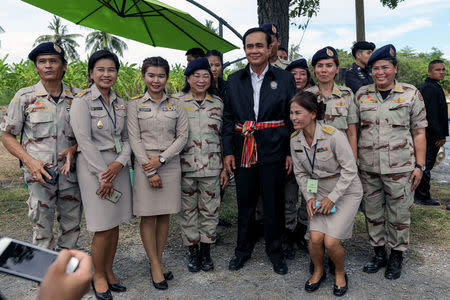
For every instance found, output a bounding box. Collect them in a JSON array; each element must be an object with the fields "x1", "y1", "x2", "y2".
[
  {"x1": 43, "y1": 164, "x2": 59, "y2": 185},
  {"x1": 315, "y1": 200, "x2": 336, "y2": 214},
  {"x1": 96, "y1": 188, "x2": 122, "y2": 203},
  {"x1": 0, "y1": 237, "x2": 79, "y2": 283}
]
